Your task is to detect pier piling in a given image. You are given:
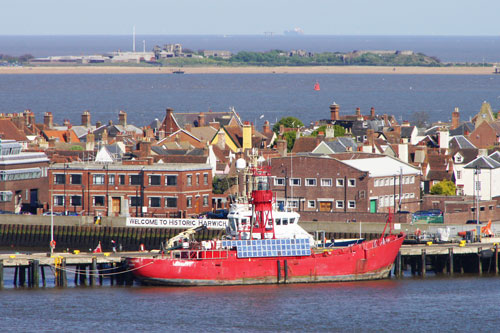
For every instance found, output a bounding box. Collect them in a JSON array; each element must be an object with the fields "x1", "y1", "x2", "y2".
[
  {"x1": 478, "y1": 248, "x2": 482, "y2": 276},
  {"x1": 0, "y1": 259, "x2": 3, "y2": 289},
  {"x1": 421, "y1": 249, "x2": 426, "y2": 278},
  {"x1": 90, "y1": 258, "x2": 97, "y2": 286},
  {"x1": 448, "y1": 248, "x2": 454, "y2": 276}
]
